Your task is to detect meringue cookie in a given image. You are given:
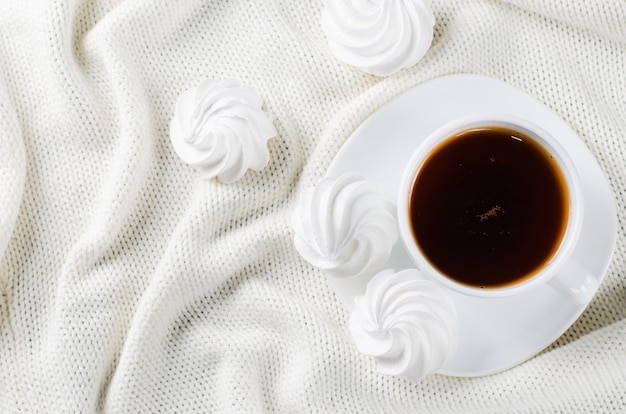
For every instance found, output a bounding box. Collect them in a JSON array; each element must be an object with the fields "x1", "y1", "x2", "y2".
[
  {"x1": 321, "y1": 0, "x2": 435, "y2": 76},
  {"x1": 170, "y1": 79, "x2": 277, "y2": 183},
  {"x1": 291, "y1": 173, "x2": 398, "y2": 278},
  {"x1": 349, "y1": 268, "x2": 458, "y2": 380}
]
